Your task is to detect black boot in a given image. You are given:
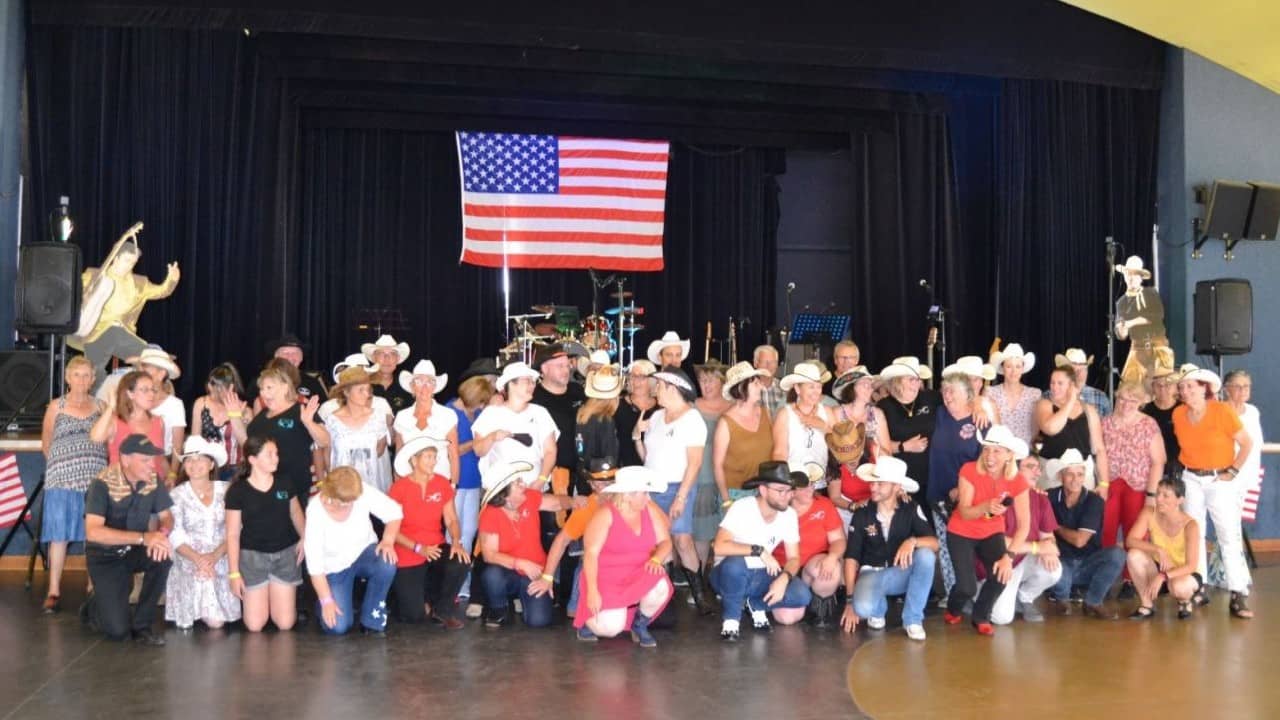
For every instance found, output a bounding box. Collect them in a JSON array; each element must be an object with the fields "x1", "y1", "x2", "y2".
[
  {"x1": 684, "y1": 567, "x2": 715, "y2": 615},
  {"x1": 809, "y1": 594, "x2": 835, "y2": 629}
]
